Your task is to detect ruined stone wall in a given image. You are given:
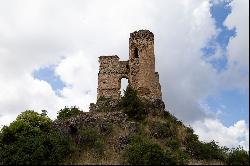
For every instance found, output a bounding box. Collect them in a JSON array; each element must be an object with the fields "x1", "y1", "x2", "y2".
[
  {"x1": 97, "y1": 30, "x2": 162, "y2": 101},
  {"x1": 97, "y1": 55, "x2": 129, "y2": 100},
  {"x1": 153, "y1": 72, "x2": 162, "y2": 100}
]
